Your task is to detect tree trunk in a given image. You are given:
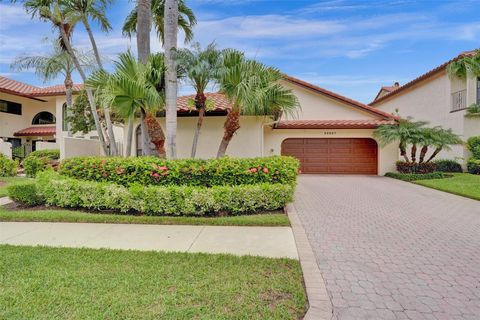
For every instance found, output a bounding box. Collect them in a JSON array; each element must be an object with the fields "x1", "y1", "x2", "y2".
[
  {"x1": 83, "y1": 17, "x2": 117, "y2": 155},
  {"x1": 426, "y1": 147, "x2": 442, "y2": 162},
  {"x1": 64, "y1": 73, "x2": 73, "y2": 137},
  {"x1": 125, "y1": 114, "x2": 134, "y2": 157},
  {"x1": 399, "y1": 142, "x2": 409, "y2": 162},
  {"x1": 411, "y1": 144, "x2": 417, "y2": 163},
  {"x1": 191, "y1": 106, "x2": 205, "y2": 158},
  {"x1": 140, "y1": 109, "x2": 153, "y2": 156},
  {"x1": 136, "y1": 0, "x2": 151, "y2": 64},
  {"x1": 217, "y1": 110, "x2": 240, "y2": 158},
  {"x1": 145, "y1": 113, "x2": 166, "y2": 157},
  {"x1": 419, "y1": 145, "x2": 428, "y2": 163},
  {"x1": 164, "y1": 0, "x2": 178, "y2": 159},
  {"x1": 57, "y1": 23, "x2": 109, "y2": 155}
]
